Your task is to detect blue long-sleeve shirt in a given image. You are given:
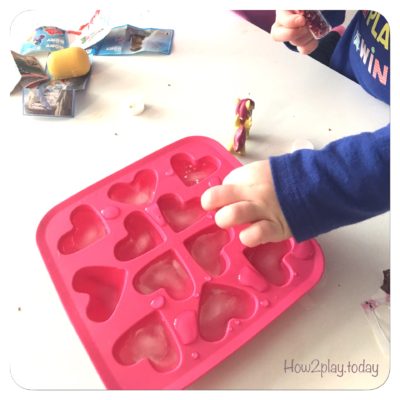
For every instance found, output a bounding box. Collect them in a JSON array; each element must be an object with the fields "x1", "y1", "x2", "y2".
[{"x1": 270, "y1": 11, "x2": 390, "y2": 241}]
